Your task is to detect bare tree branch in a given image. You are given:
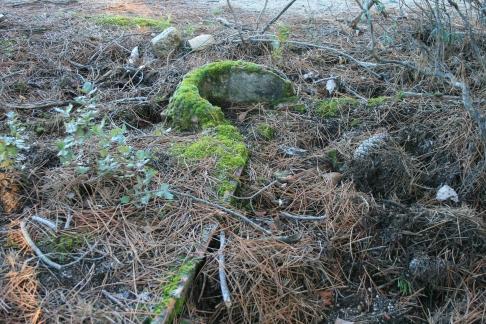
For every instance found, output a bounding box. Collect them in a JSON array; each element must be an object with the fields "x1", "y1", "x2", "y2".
[
  {"x1": 226, "y1": 0, "x2": 246, "y2": 44},
  {"x1": 261, "y1": 0, "x2": 298, "y2": 34},
  {"x1": 218, "y1": 231, "x2": 232, "y2": 308}
]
